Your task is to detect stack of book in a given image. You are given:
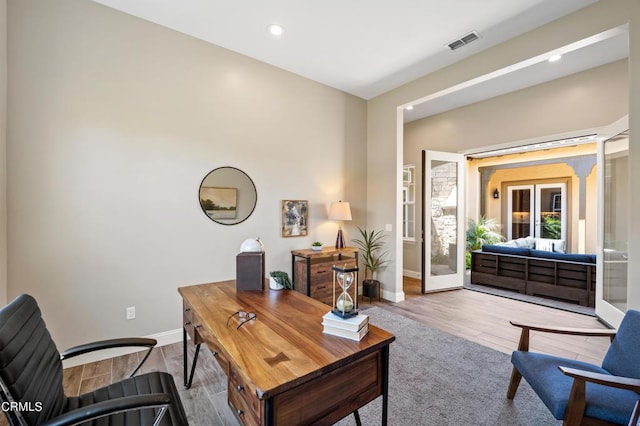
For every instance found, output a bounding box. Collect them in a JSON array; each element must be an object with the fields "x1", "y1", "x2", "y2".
[{"x1": 321, "y1": 311, "x2": 369, "y2": 341}]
